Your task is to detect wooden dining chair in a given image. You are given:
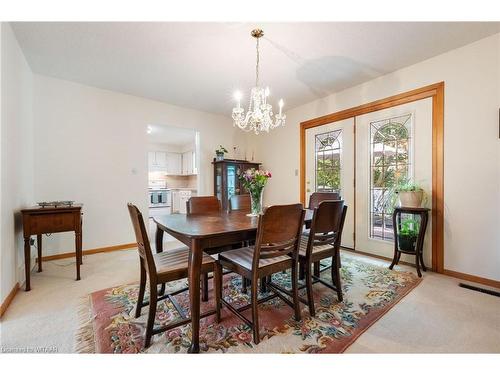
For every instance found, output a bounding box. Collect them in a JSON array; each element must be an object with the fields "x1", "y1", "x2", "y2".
[
  {"x1": 308, "y1": 192, "x2": 341, "y2": 209},
  {"x1": 127, "y1": 203, "x2": 221, "y2": 348},
  {"x1": 215, "y1": 204, "x2": 305, "y2": 344},
  {"x1": 229, "y1": 194, "x2": 251, "y2": 212},
  {"x1": 306, "y1": 192, "x2": 341, "y2": 278},
  {"x1": 228, "y1": 194, "x2": 252, "y2": 293},
  {"x1": 186, "y1": 196, "x2": 221, "y2": 215},
  {"x1": 299, "y1": 200, "x2": 347, "y2": 317}
]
